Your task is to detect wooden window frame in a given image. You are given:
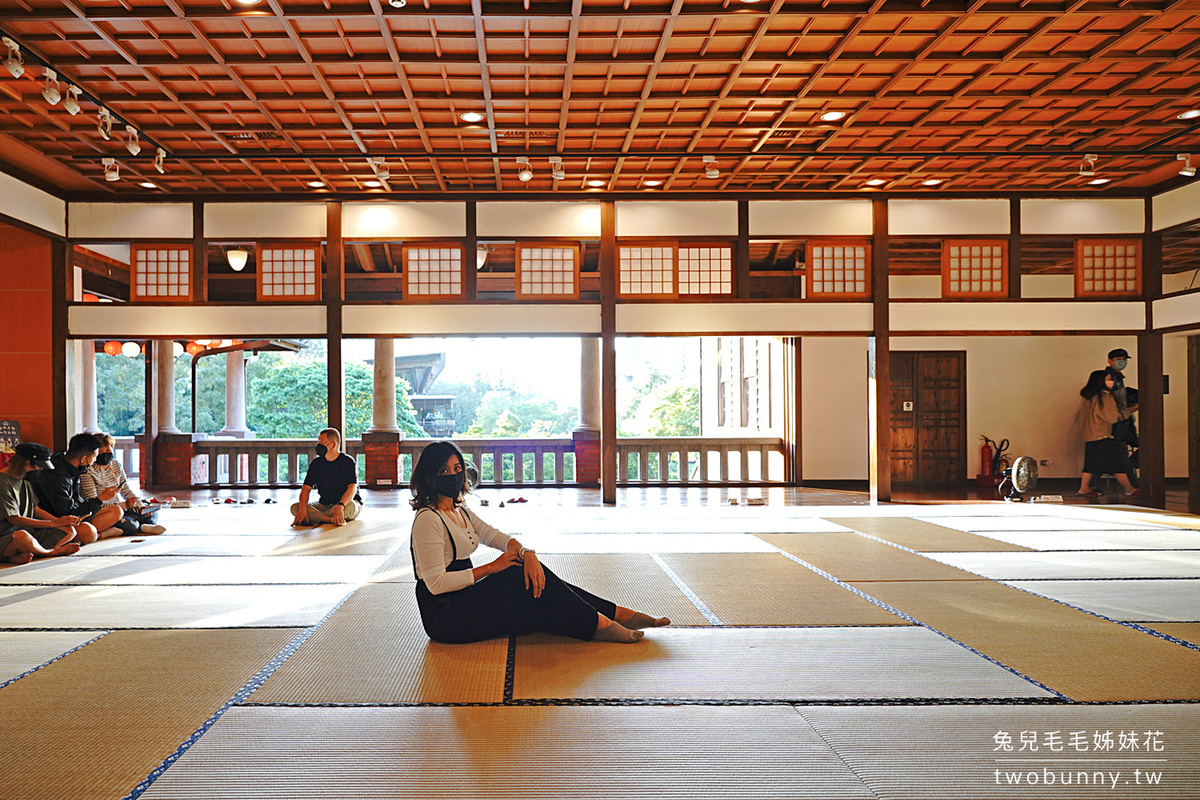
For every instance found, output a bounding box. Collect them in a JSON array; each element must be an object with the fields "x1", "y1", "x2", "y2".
[
  {"x1": 941, "y1": 239, "x2": 1009, "y2": 299},
  {"x1": 617, "y1": 239, "x2": 735, "y2": 299},
  {"x1": 130, "y1": 244, "x2": 193, "y2": 303},
  {"x1": 515, "y1": 241, "x2": 581, "y2": 300},
  {"x1": 677, "y1": 242, "x2": 735, "y2": 297},
  {"x1": 256, "y1": 243, "x2": 323, "y2": 302},
  {"x1": 805, "y1": 239, "x2": 872, "y2": 300},
  {"x1": 1074, "y1": 238, "x2": 1142, "y2": 298},
  {"x1": 401, "y1": 242, "x2": 466, "y2": 301}
]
